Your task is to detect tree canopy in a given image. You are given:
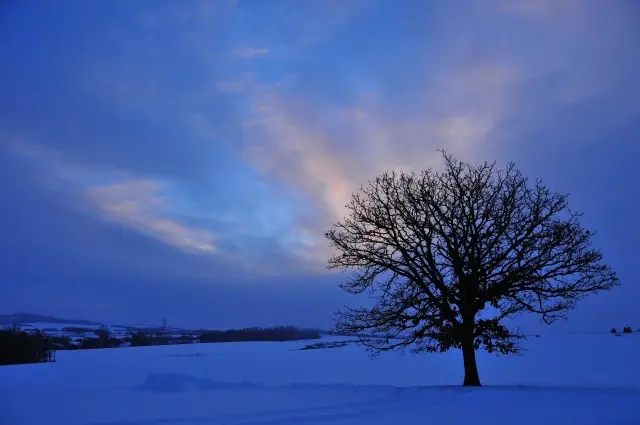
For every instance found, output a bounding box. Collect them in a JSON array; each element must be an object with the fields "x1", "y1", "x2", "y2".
[{"x1": 325, "y1": 151, "x2": 619, "y2": 386}]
